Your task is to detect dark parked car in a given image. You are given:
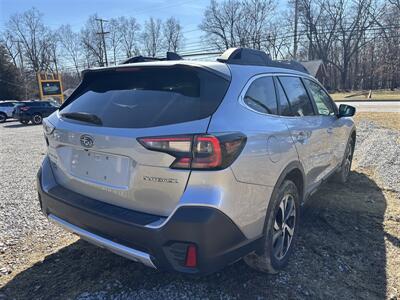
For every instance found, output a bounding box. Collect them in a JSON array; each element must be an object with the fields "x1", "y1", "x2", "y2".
[{"x1": 13, "y1": 101, "x2": 59, "y2": 125}]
